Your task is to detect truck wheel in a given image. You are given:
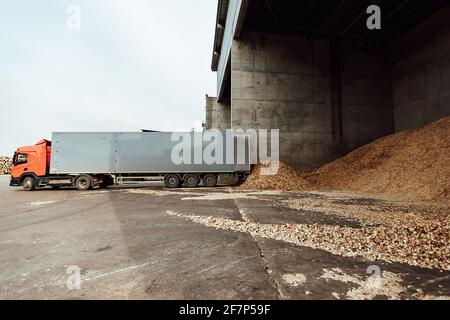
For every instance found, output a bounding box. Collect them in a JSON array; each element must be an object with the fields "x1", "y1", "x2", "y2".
[
  {"x1": 164, "y1": 174, "x2": 180, "y2": 188},
  {"x1": 202, "y1": 174, "x2": 217, "y2": 187},
  {"x1": 22, "y1": 176, "x2": 36, "y2": 191},
  {"x1": 184, "y1": 174, "x2": 200, "y2": 188},
  {"x1": 75, "y1": 175, "x2": 92, "y2": 191}
]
